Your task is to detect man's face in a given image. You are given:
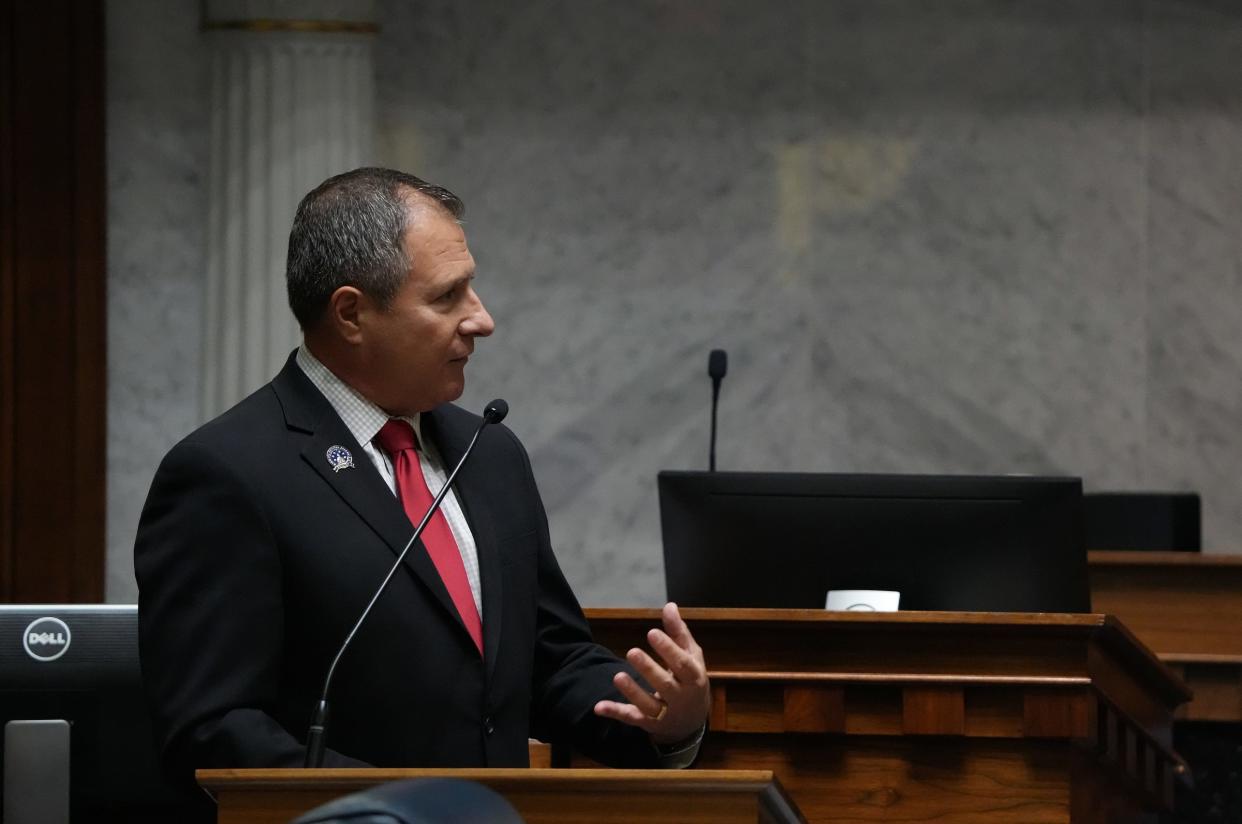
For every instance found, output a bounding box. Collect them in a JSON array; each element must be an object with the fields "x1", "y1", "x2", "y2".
[{"x1": 358, "y1": 204, "x2": 495, "y2": 415}]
